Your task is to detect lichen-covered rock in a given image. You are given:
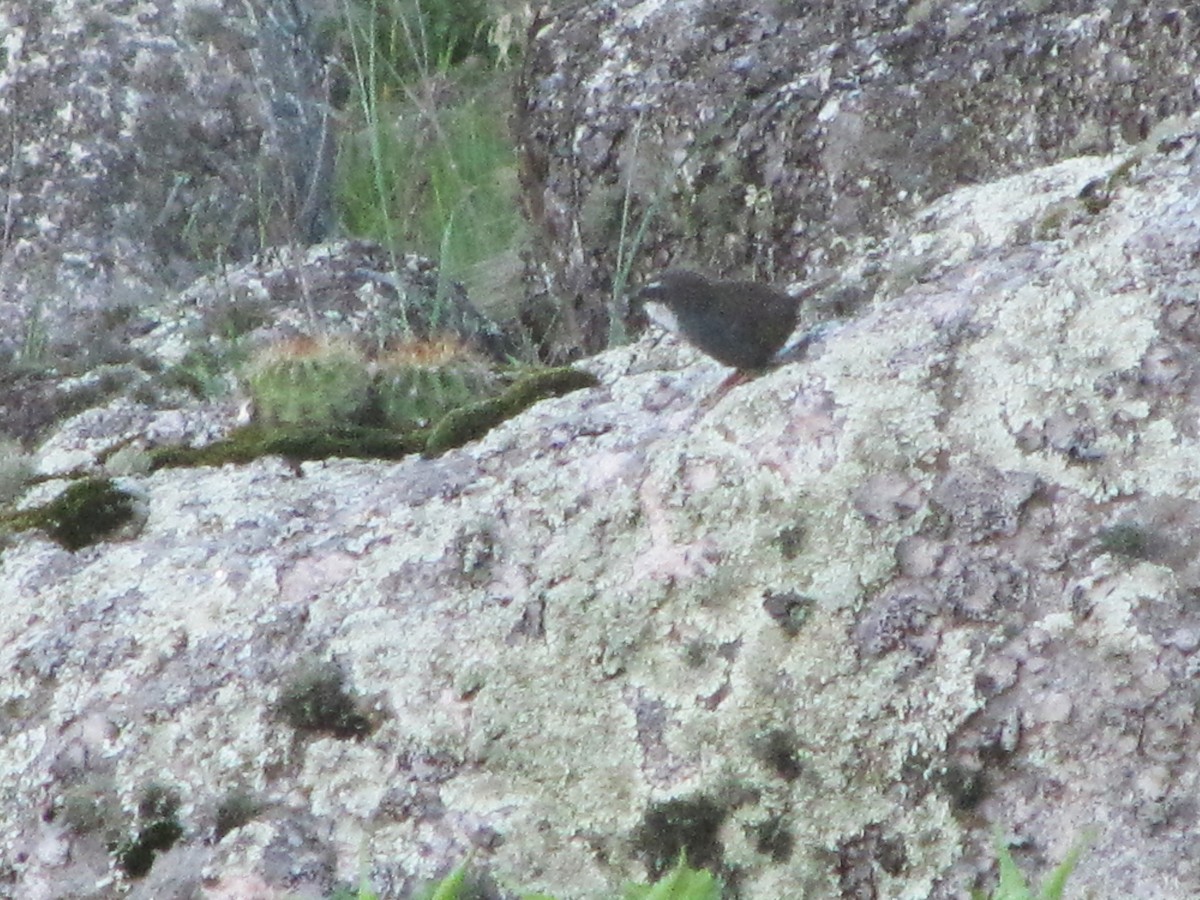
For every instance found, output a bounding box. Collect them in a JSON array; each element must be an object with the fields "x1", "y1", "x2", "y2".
[
  {"x1": 4, "y1": 122, "x2": 1200, "y2": 897},
  {"x1": 0, "y1": 0, "x2": 338, "y2": 444},
  {"x1": 516, "y1": 0, "x2": 1200, "y2": 358},
  {"x1": 0, "y1": 0, "x2": 335, "y2": 304}
]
